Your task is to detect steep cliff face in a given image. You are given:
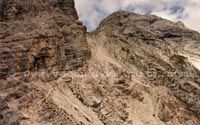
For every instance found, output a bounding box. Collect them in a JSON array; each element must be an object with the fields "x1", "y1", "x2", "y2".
[
  {"x1": 0, "y1": 0, "x2": 91, "y2": 124},
  {"x1": 1, "y1": 1, "x2": 200, "y2": 125},
  {"x1": 0, "y1": 0, "x2": 90, "y2": 79}
]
